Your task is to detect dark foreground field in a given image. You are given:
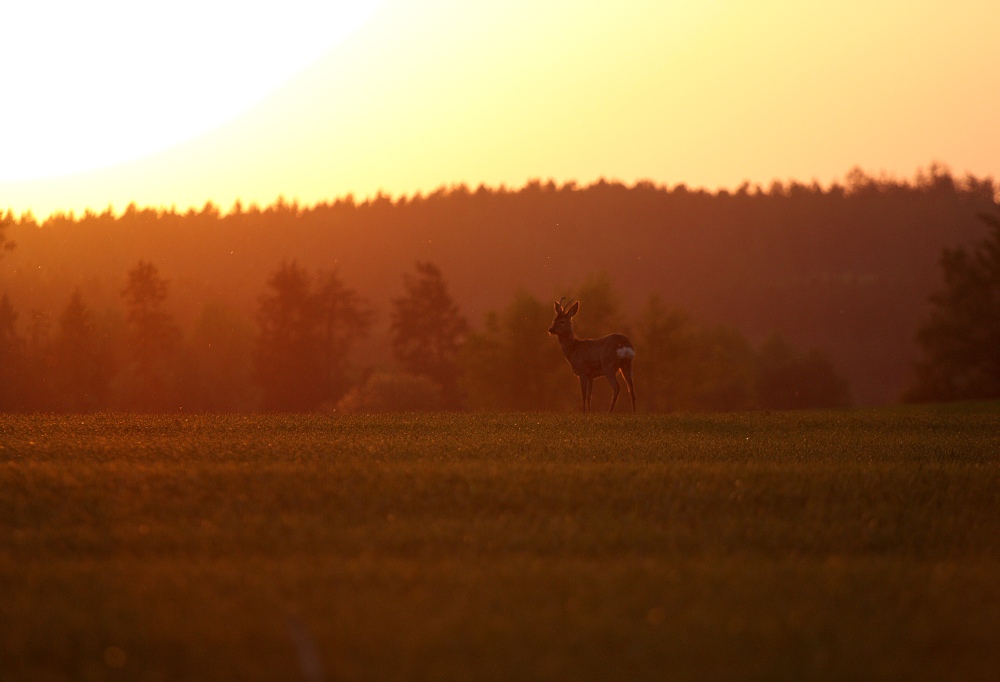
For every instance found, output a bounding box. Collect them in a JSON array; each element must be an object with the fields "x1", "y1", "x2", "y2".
[{"x1": 3, "y1": 406, "x2": 1000, "y2": 681}]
